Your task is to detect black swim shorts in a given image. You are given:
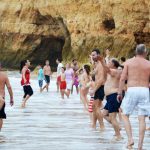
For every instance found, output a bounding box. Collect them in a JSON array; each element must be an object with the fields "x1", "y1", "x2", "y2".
[{"x1": 94, "y1": 85, "x2": 105, "y2": 101}]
